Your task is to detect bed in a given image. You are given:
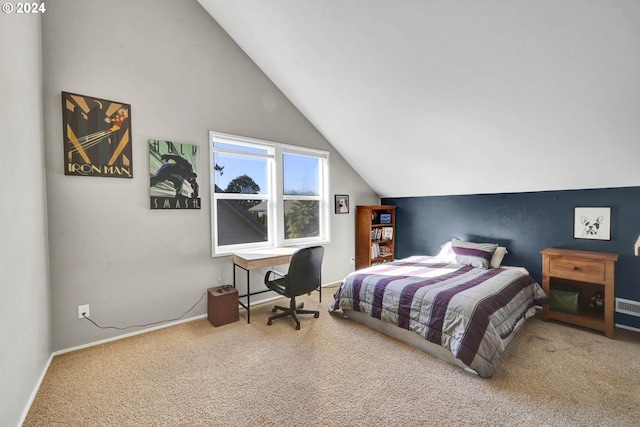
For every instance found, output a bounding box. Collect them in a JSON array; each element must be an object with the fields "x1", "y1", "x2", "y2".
[{"x1": 330, "y1": 240, "x2": 548, "y2": 377}]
